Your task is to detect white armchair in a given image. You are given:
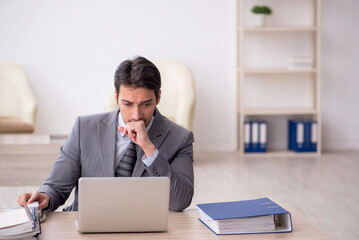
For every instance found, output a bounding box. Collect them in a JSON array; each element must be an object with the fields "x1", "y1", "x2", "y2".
[
  {"x1": 104, "y1": 59, "x2": 195, "y2": 130},
  {"x1": 0, "y1": 62, "x2": 37, "y2": 133}
]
